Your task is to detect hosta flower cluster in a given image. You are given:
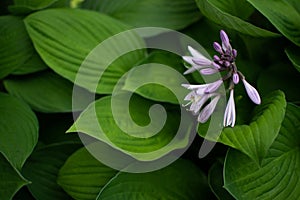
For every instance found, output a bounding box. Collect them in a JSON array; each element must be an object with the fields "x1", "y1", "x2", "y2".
[{"x1": 182, "y1": 30, "x2": 261, "y2": 127}]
